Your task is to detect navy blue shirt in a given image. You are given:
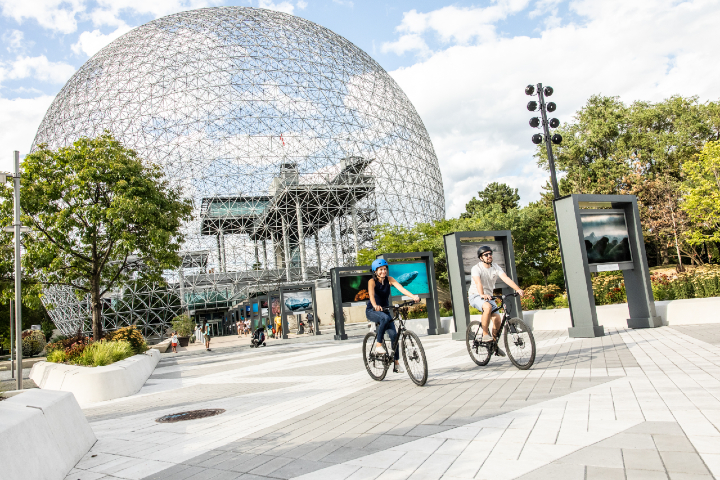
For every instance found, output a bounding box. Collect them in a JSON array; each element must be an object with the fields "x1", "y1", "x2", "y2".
[{"x1": 367, "y1": 277, "x2": 391, "y2": 310}]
